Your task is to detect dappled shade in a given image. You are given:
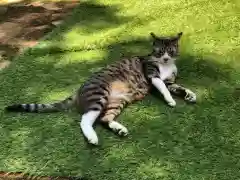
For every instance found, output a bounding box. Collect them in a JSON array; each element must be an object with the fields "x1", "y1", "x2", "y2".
[{"x1": 0, "y1": 0, "x2": 240, "y2": 179}]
